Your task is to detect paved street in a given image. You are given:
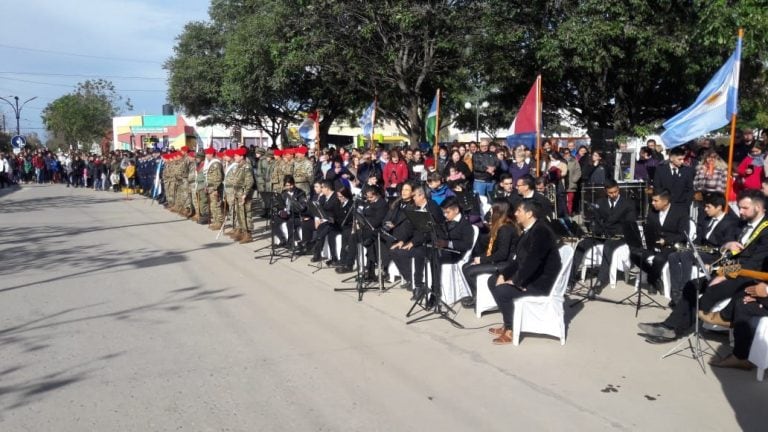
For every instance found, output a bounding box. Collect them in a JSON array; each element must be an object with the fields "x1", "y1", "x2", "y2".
[{"x1": 0, "y1": 184, "x2": 764, "y2": 431}]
